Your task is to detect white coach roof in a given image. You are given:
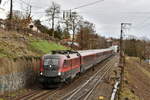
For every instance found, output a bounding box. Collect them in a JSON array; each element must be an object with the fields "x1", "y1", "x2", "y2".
[{"x1": 78, "y1": 48, "x2": 113, "y2": 56}]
